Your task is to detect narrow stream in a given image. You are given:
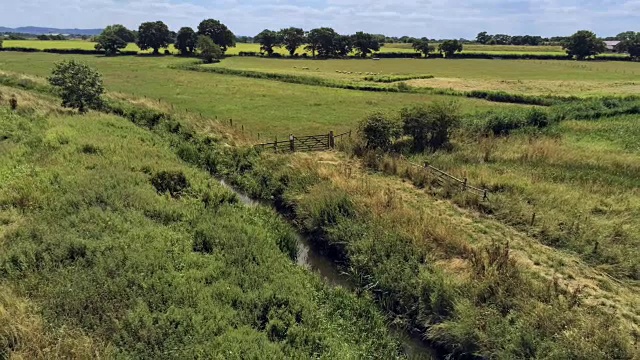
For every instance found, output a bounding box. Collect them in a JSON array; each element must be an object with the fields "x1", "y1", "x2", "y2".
[{"x1": 220, "y1": 180, "x2": 438, "y2": 359}]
